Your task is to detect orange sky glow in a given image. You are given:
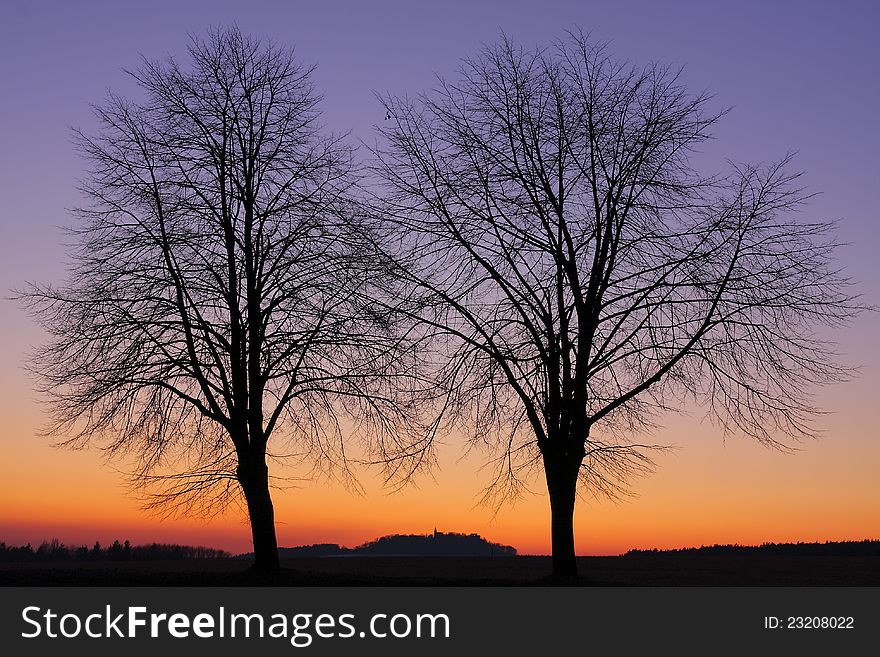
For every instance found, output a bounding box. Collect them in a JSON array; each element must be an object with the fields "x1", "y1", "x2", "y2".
[{"x1": 2, "y1": 365, "x2": 877, "y2": 555}]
